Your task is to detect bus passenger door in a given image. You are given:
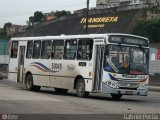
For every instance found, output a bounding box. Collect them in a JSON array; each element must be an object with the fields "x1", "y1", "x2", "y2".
[
  {"x1": 93, "y1": 45, "x2": 105, "y2": 92},
  {"x1": 17, "y1": 46, "x2": 25, "y2": 83}
]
